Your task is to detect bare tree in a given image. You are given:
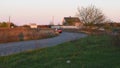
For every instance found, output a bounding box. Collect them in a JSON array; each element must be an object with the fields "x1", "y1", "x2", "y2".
[{"x1": 76, "y1": 5, "x2": 105, "y2": 26}]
